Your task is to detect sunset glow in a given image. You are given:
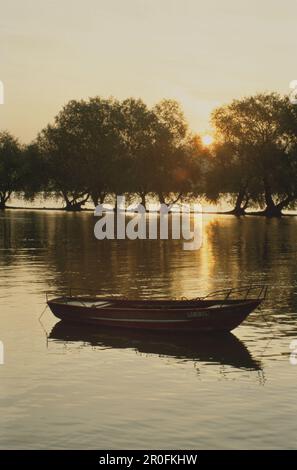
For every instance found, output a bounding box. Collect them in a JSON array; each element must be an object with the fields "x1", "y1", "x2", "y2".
[{"x1": 202, "y1": 134, "x2": 214, "y2": 146}]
